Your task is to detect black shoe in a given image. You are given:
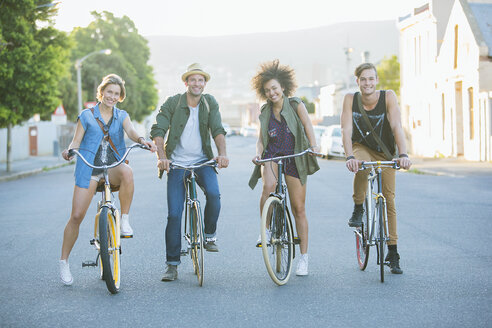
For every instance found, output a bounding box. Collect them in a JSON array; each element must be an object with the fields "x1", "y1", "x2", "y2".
[
  {"x1": 387, "y1": 251, "x2": 403, "y2": 274},
  {"x1": 348, "y1": 205, "x2": 364, "y2": 227}
]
